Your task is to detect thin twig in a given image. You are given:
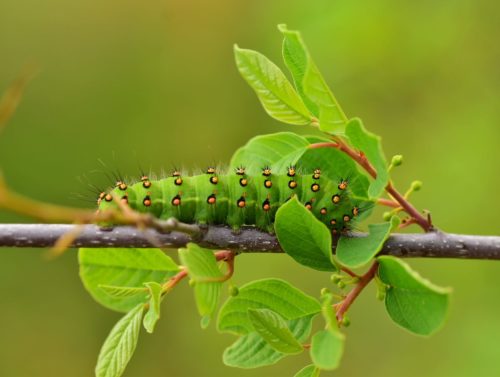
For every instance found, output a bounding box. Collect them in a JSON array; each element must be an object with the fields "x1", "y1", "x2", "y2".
[{"x1": 335, "y1": 262, "x2": 378, "y2": 323}]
